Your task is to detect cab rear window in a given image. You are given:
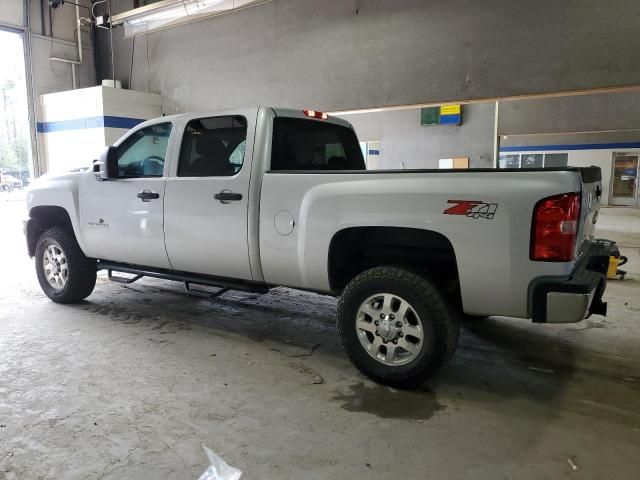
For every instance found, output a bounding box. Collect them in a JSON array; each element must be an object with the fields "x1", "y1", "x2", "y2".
[{"x1": 271, "y1": 118, "x2": 365, "y2": 171}]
